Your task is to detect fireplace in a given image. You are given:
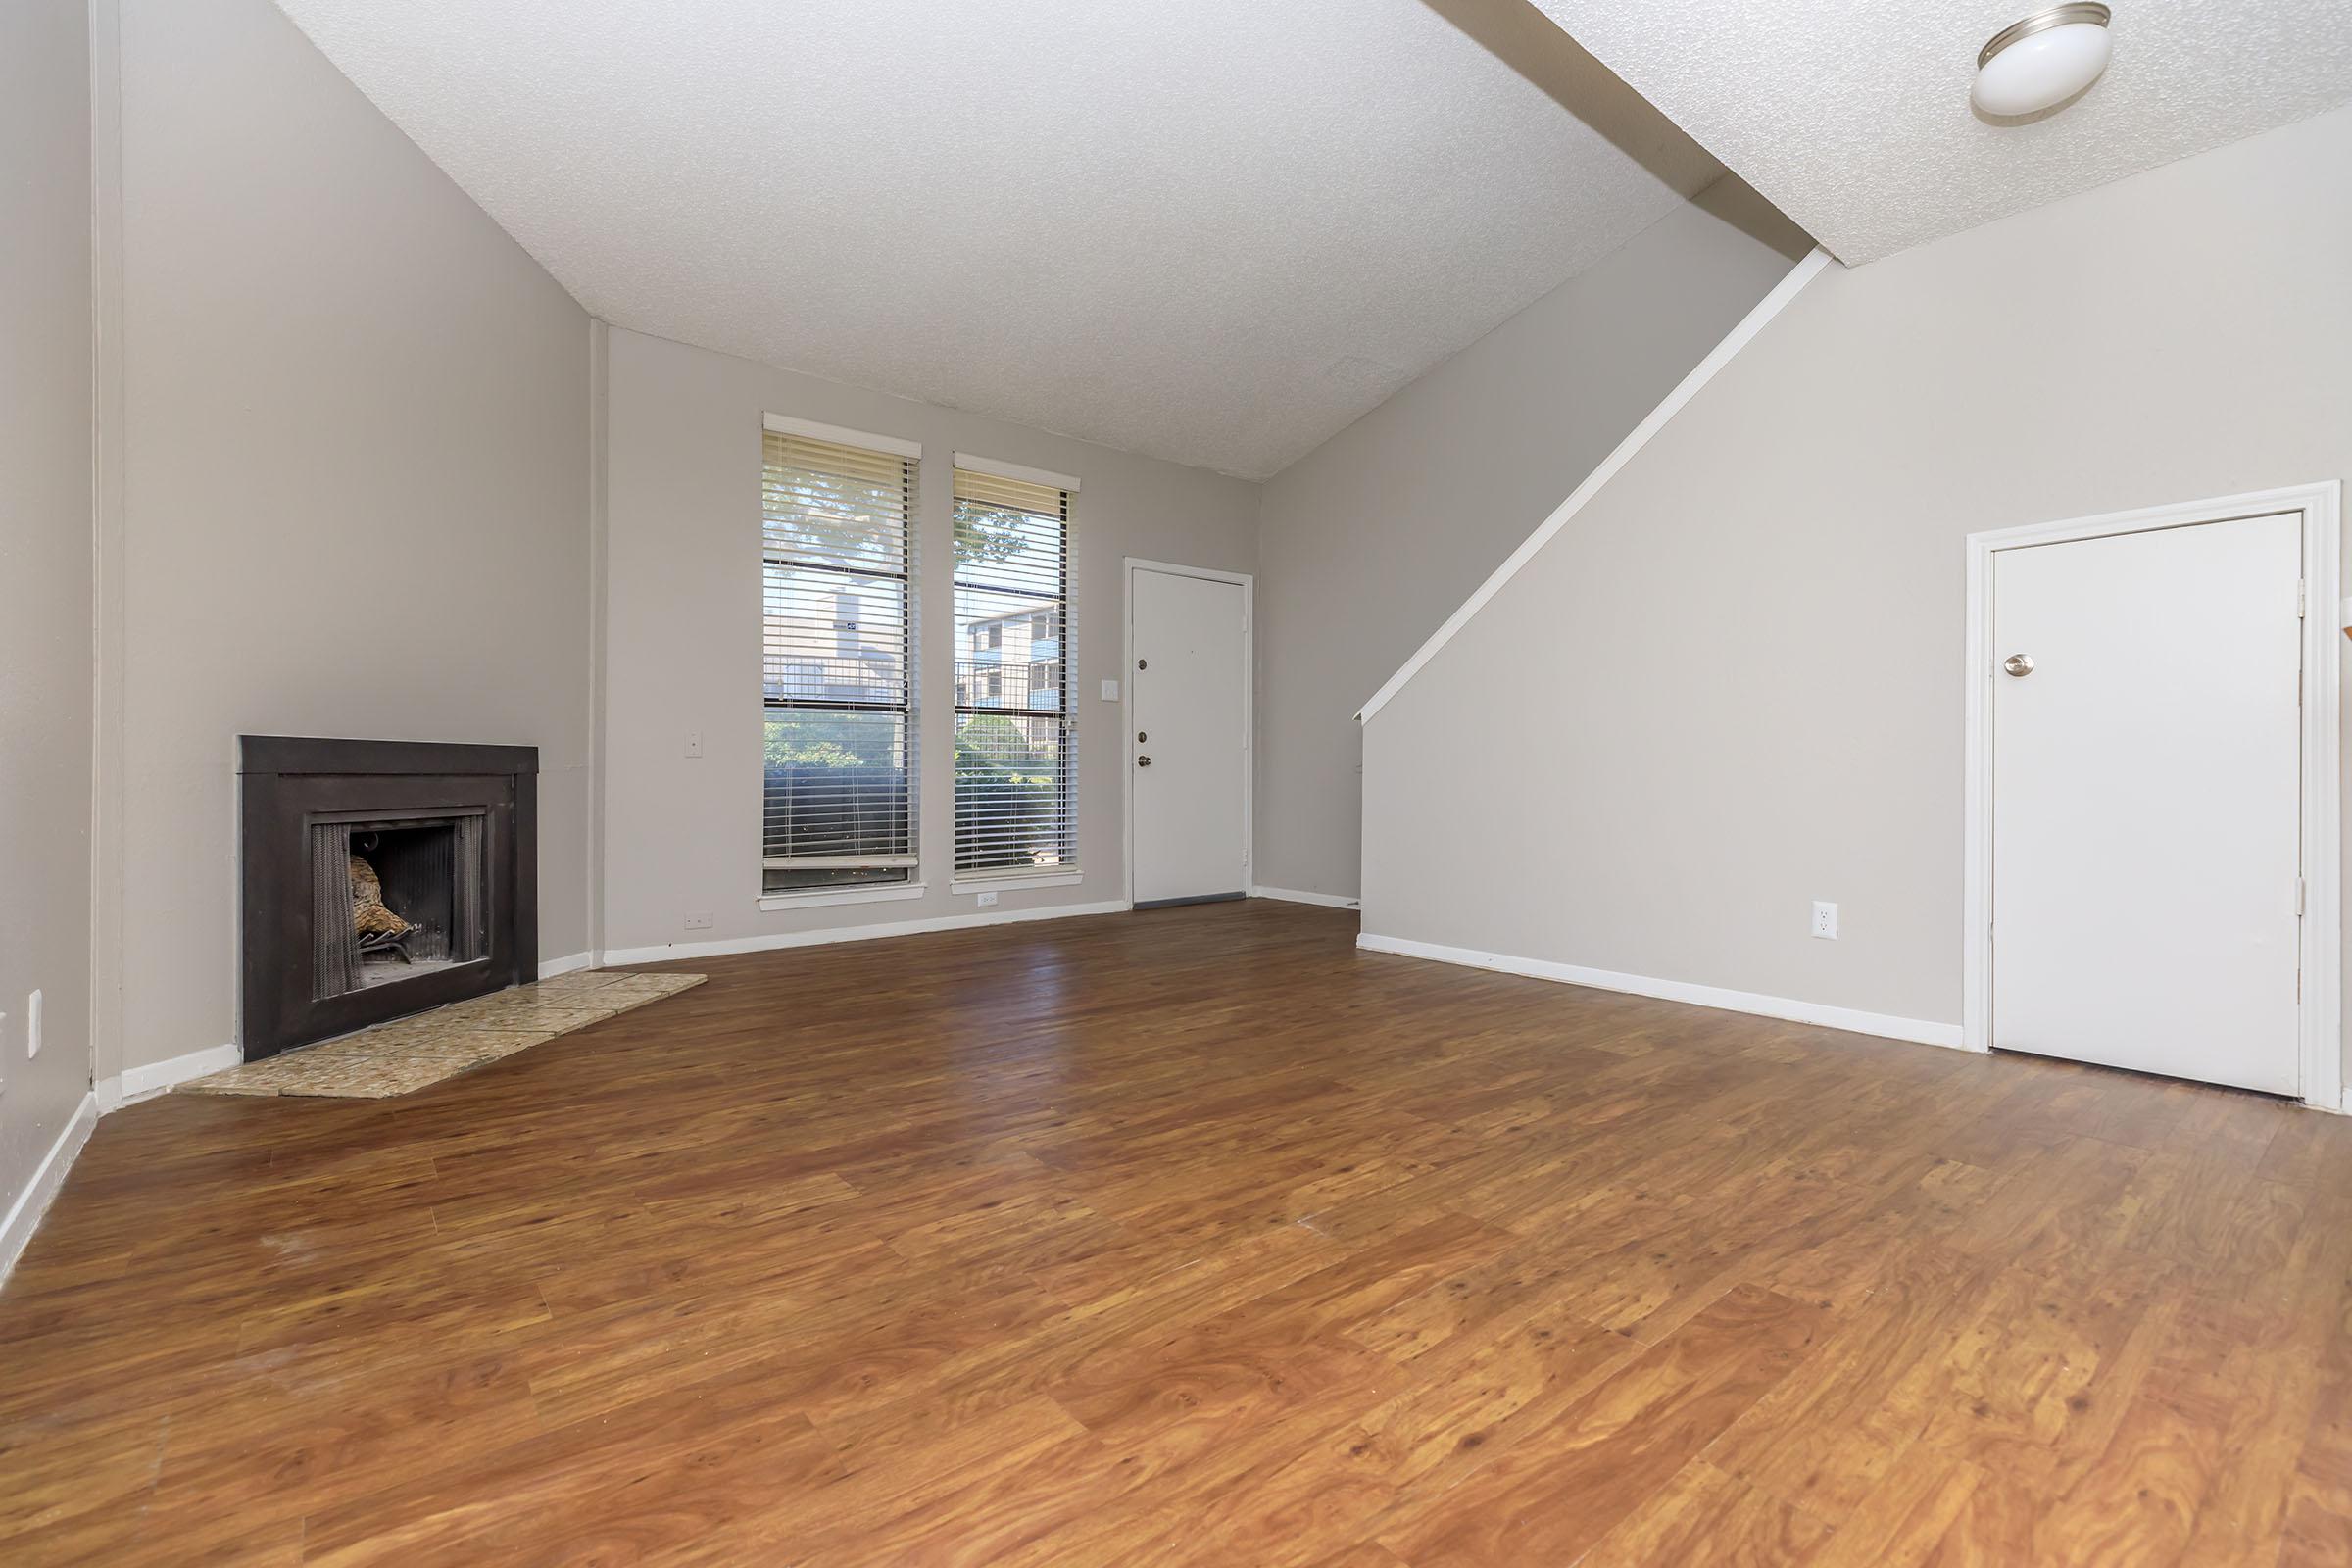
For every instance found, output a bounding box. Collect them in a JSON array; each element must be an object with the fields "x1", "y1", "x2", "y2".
[{"x1": 240, "y1": 737, "x2": 536, "y2": 1060}]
